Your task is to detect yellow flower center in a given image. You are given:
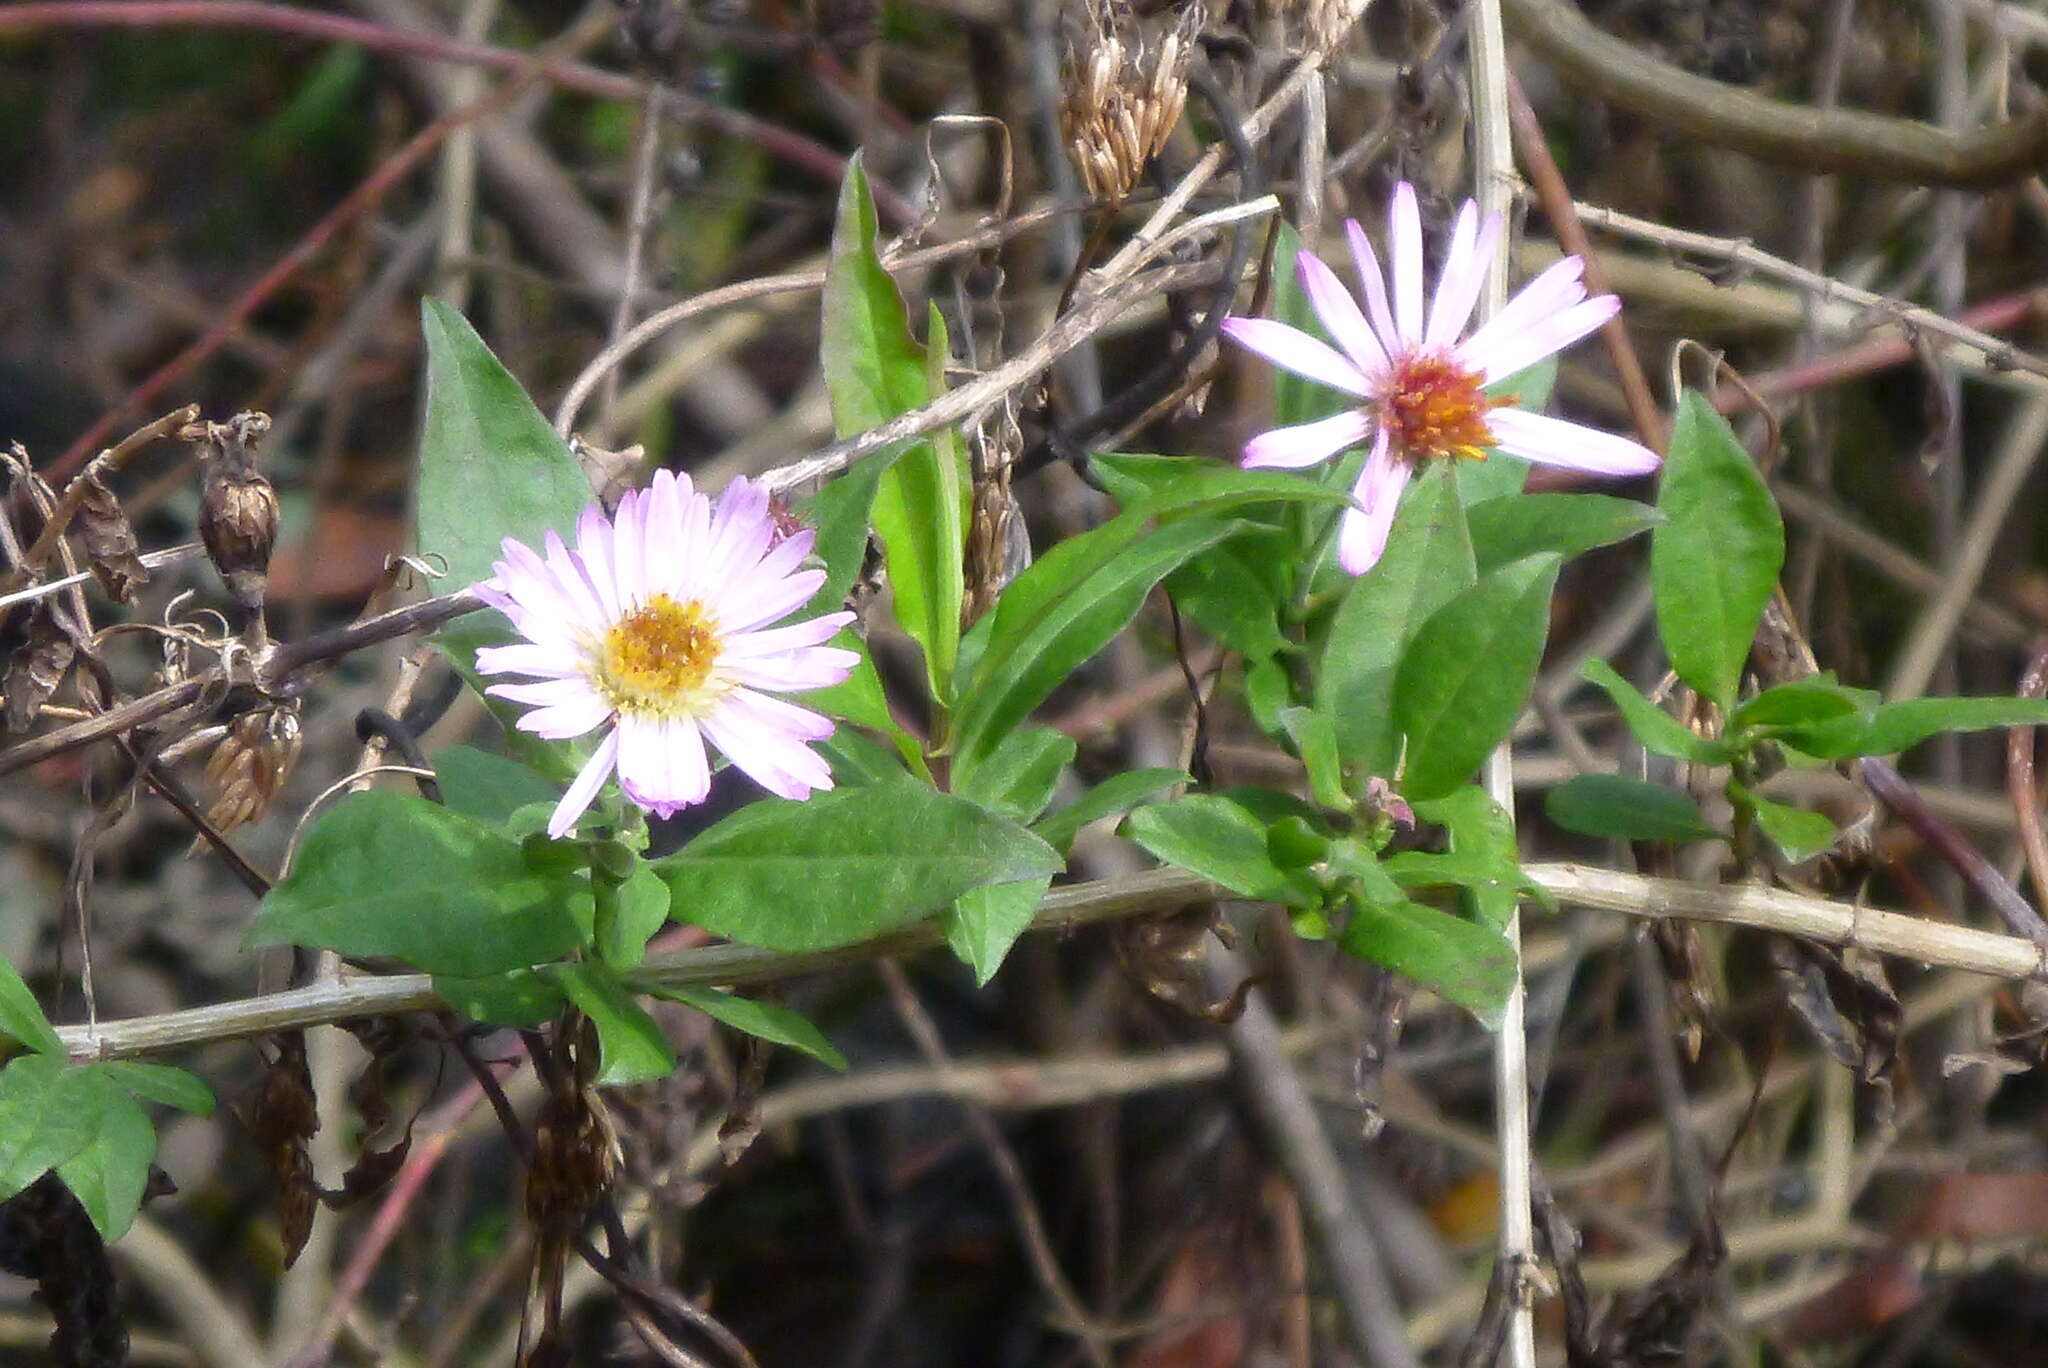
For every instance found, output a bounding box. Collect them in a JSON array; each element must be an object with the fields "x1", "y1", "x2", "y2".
[
  {"x1": 1380, "y1": 353, "x2": 1509, "y2": 462},
  {"x1": 595, "y1": 594, "x2": 724, "y2": 717}
]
